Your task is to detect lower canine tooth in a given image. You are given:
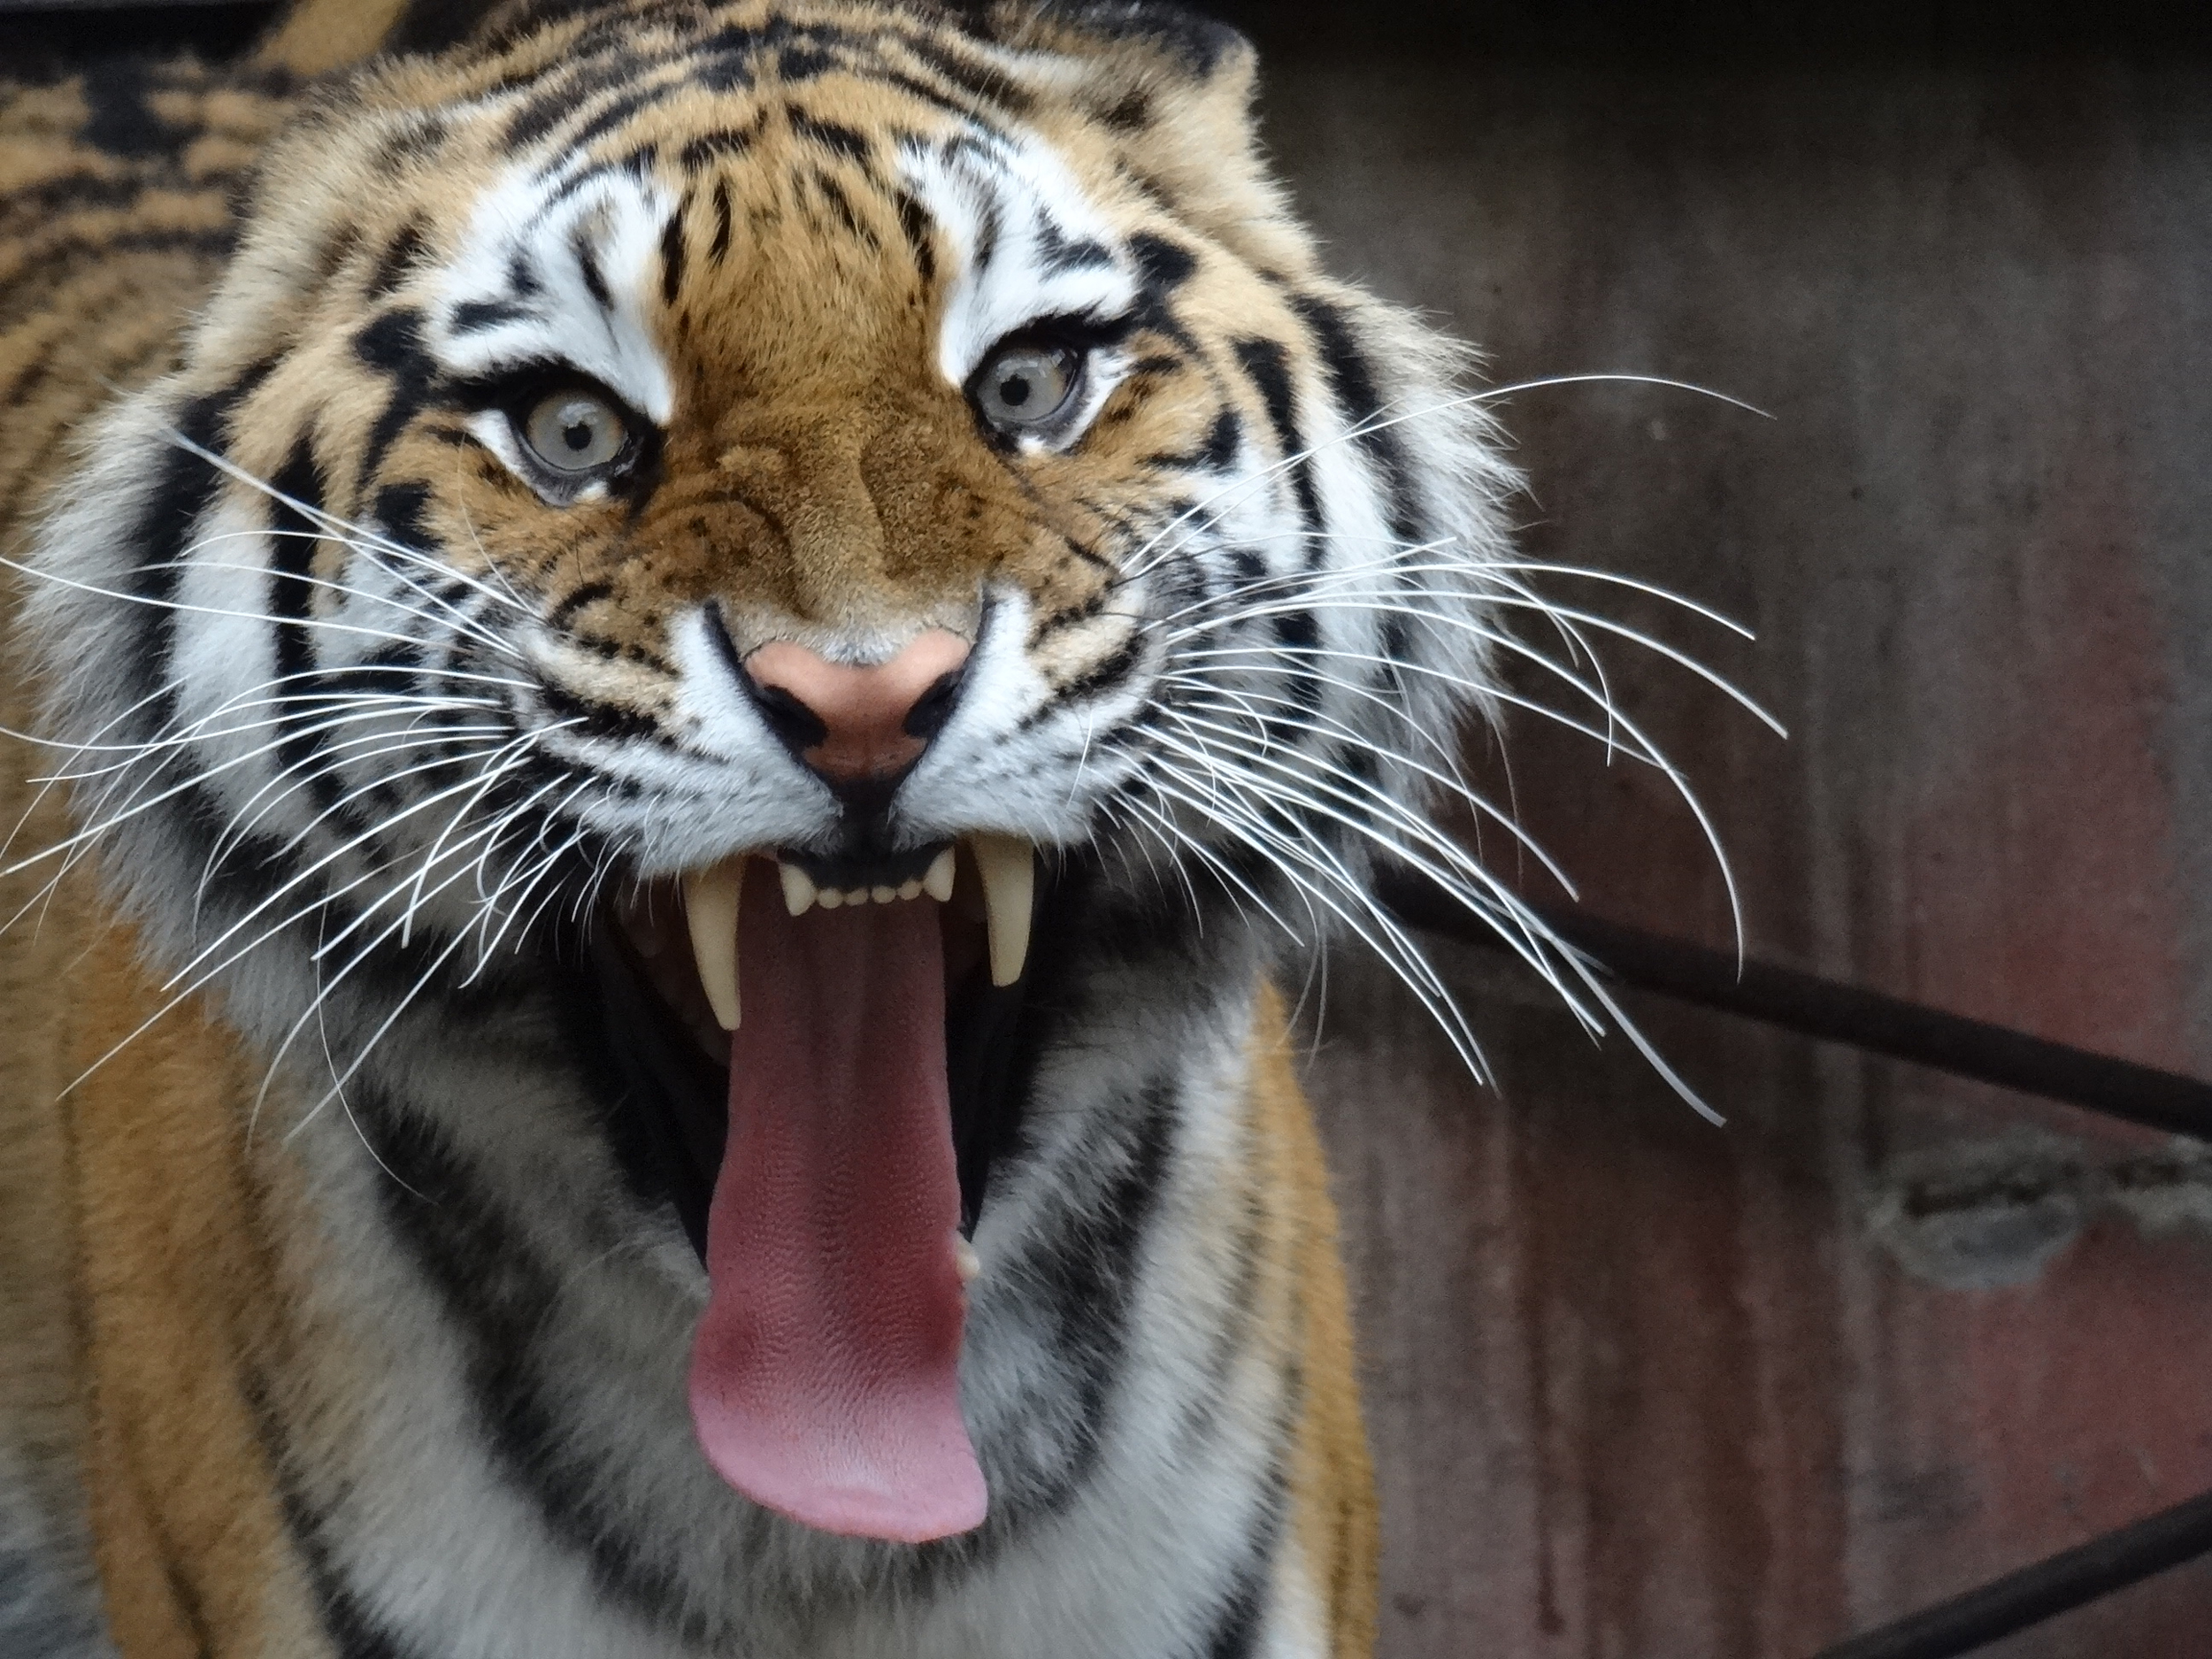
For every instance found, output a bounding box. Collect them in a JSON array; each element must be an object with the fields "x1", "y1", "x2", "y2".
[
  {"x1": 969, "y1": 833, "x2": 1034, "y2": 987},
  {"x1": 779, "y1": 861, "x2": 818, "y2": 917},
  {"x1": 682, "y1": 857, "x2": 745, "y2": 1031},
  {"x1": 922, "y1": 846, "x2": 956, "y2": 903}
]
